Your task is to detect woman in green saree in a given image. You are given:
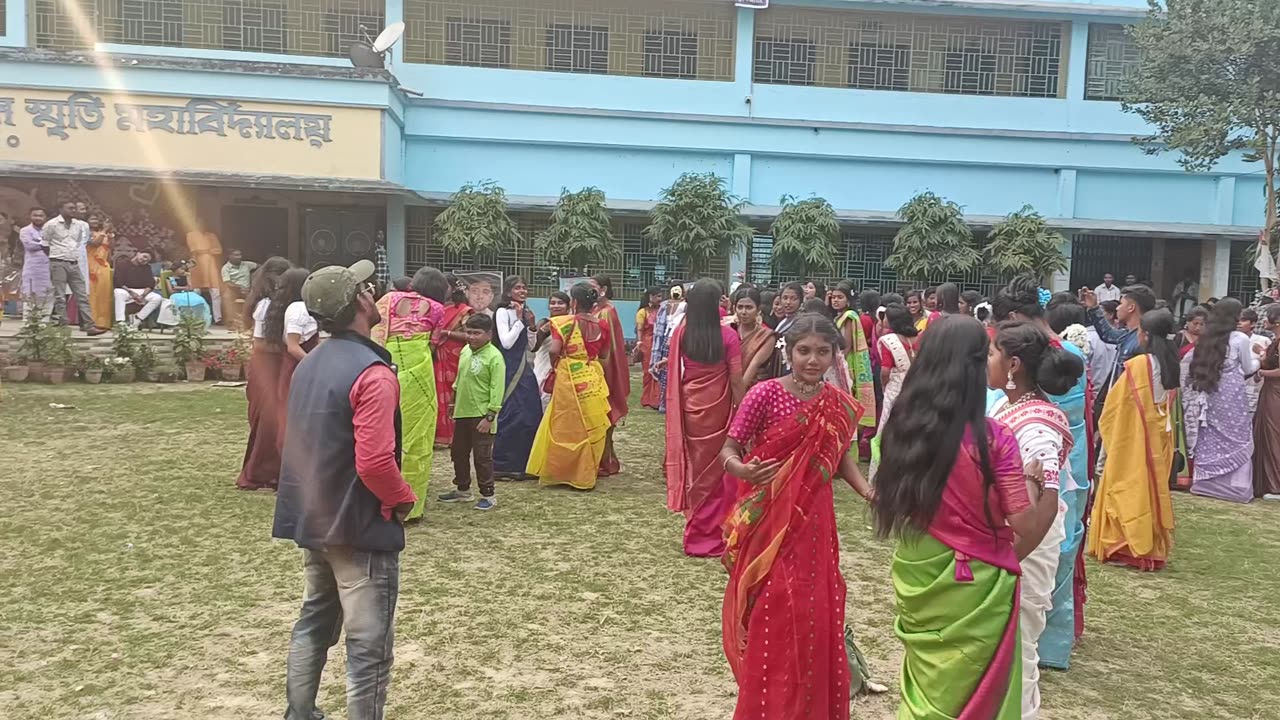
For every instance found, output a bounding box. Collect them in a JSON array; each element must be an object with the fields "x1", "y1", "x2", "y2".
[{"x1": 873, "y1": 315, "x2": 1060, "y2": 719}]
